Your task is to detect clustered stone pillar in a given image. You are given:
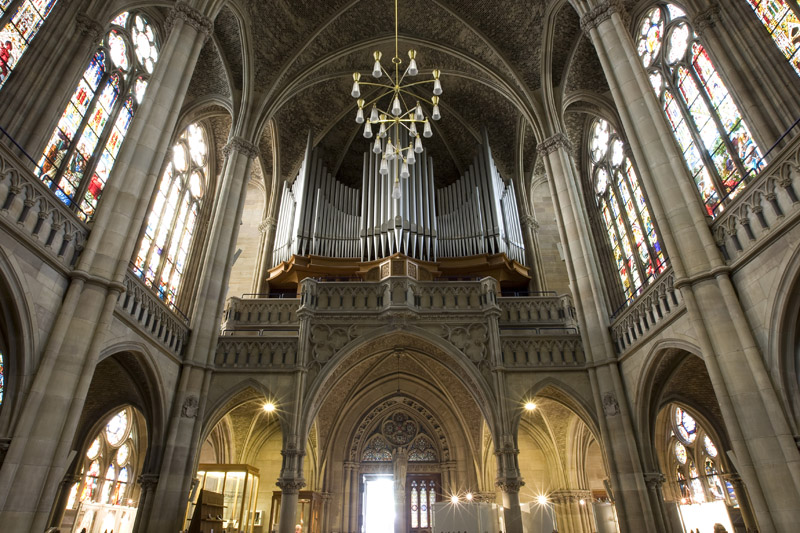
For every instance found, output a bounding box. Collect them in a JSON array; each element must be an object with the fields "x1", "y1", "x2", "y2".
[
  {"x1": 277, "y1": 445, "x2": 306, "y2": 533},
  {"x1": 520, "y1": 214, "x2": 546, "y2": 292},
  {"x1": 340, "y1": 461, "x2": 357, "y2": 533},
  {"x1": 0, "y1": 3, "x2": 213, "y2": 531},
  {"x1": 537, "y1": 132, "x2": 657, "y2": 532},
  {"x1": 495, "y1": 438, "x2": 525, "y2": 533},
  {"x1": 551, "y1": 489, "x2": 593, "y2": 533},
  {"x1": 579, "y1": 1, "x2": 800, "y2": 530},
  {"x1": 131, "y1": 473, "x2": 159, "y2": 533}
]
